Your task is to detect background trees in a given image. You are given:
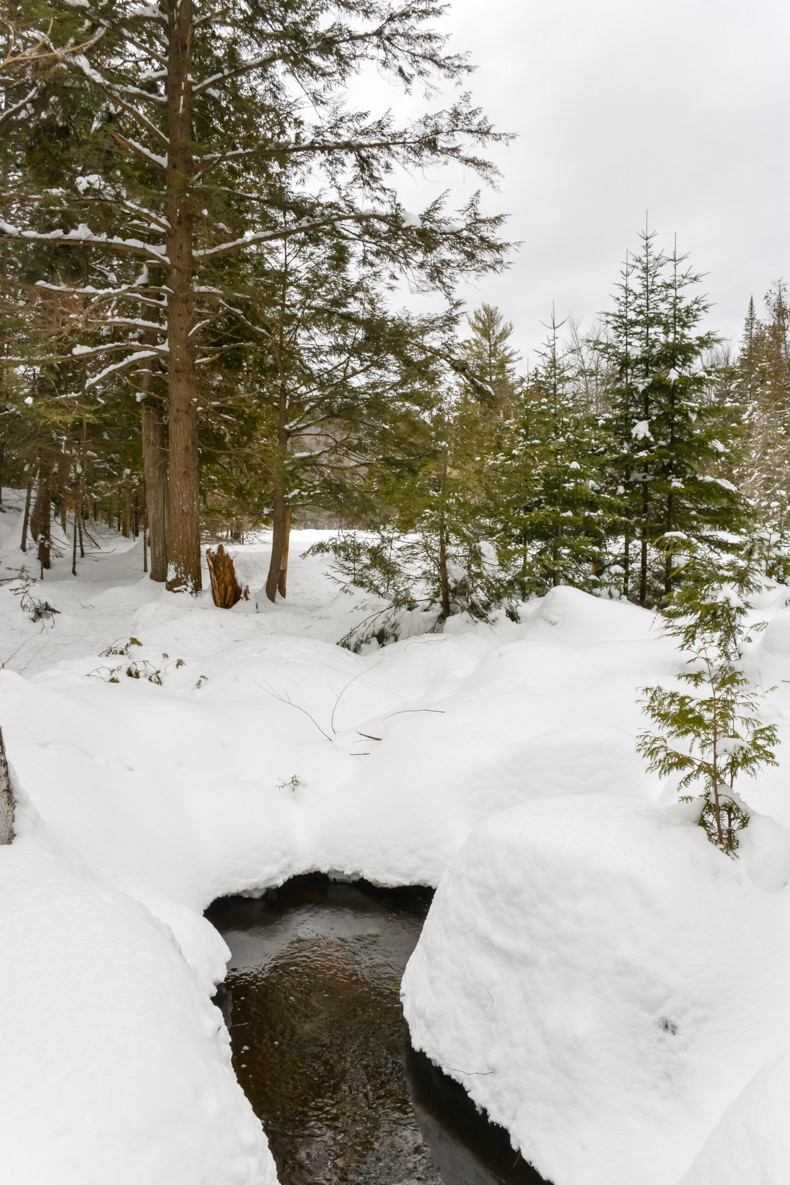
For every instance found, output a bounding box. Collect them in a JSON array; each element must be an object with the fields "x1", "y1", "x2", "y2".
[
  {"x1": 738, "y1": 282, "x2": 790, "y2": 525},
  {"x1": 498, "y1": 310, "x2": 606, "y2": 595}
]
